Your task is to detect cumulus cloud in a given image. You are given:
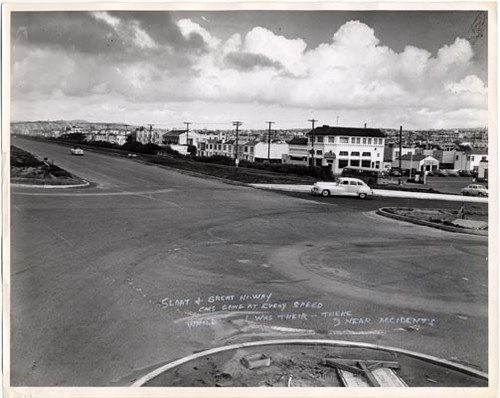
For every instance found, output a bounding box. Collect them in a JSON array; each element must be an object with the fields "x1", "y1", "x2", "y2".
[{"x1": 11, "y1": 12, "x2": 488, "y2": 128}]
